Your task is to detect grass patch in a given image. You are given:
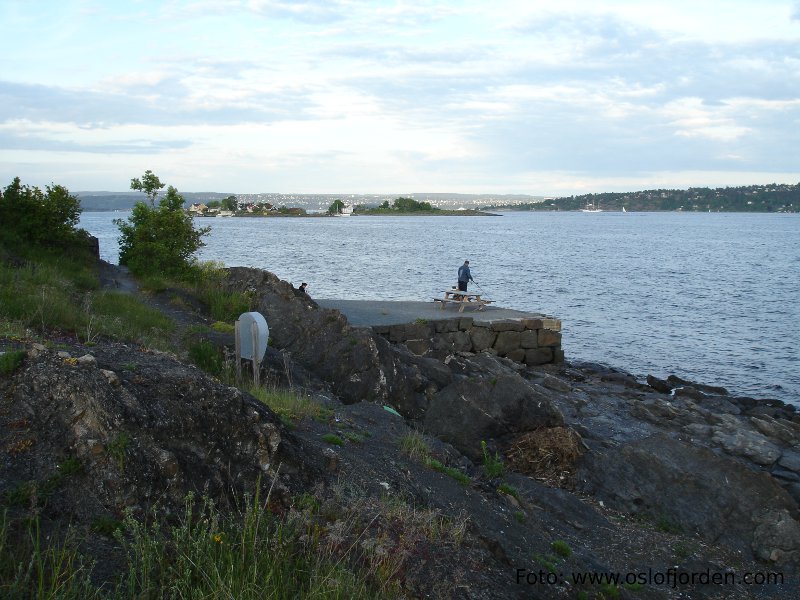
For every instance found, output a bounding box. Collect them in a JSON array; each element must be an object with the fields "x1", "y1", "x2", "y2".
[
  {"x1": 425, "y1": 459, "x2": 470, "y2": 486},
  {"x1": 249, "y1": 387, "x2": 333, "y2": 423},
  {"x1": 399, "y1": 431, "x2": 432, "y2": 462},
  {"x1": 0, "y1": 350, "x2": 26, "y2": 375},
  {"x1": 497, "y1": 482, "x2": 519, "y2": 499},
  {"x1": 188, "y1": 339, "x2": 224, "y2": 376},
  {"x1": 481, "y1": 440, "x2": 505, "y2": 479},
  {"x1": 211, "y1": 321, "x2": 235, "y2": 333},
  {"x1": 343, "y1": 431, "x2": 366, "y2": 444},
  {"x1": 322, "y1": 434, "x2": 344, "y2": 446},
  {"x1": 534, "y1": 553, "x2": 558, "y2": 574},
  {"x1": 551, "y1": 539, "x2": 572, "y2": 558},
  {"x1": 90, "y1": 291, "x2": 176, "y2": 349}
]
